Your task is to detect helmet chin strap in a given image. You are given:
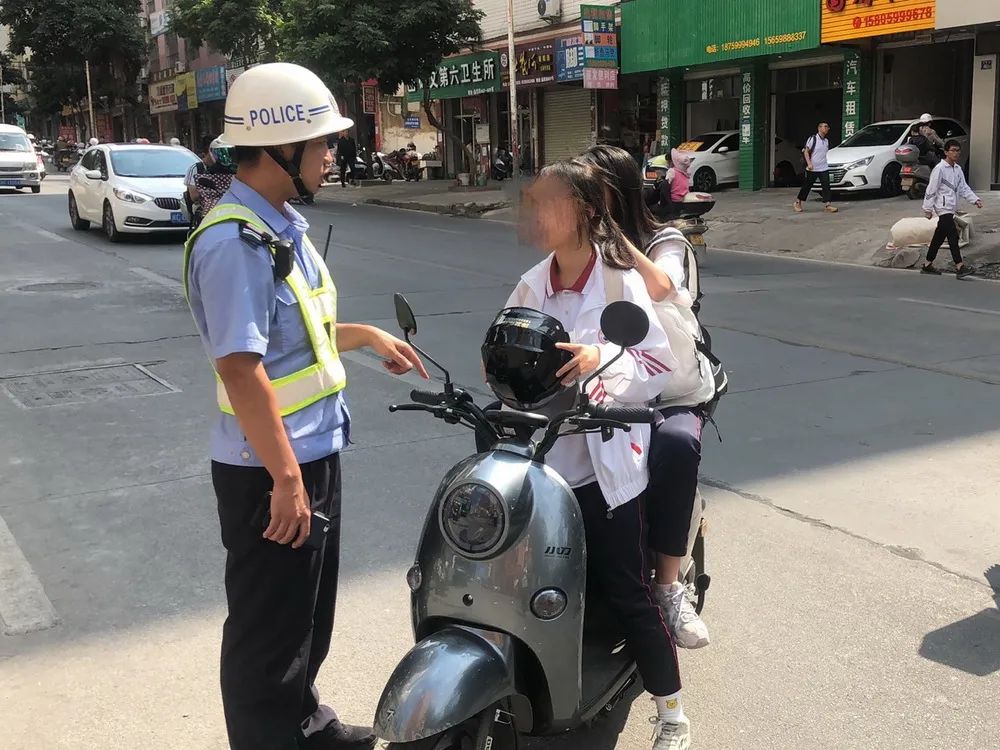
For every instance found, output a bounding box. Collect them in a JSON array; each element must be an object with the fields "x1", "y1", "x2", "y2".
[{"x1": 264, "y1": 143, "x2": 314, "y2": 205}]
